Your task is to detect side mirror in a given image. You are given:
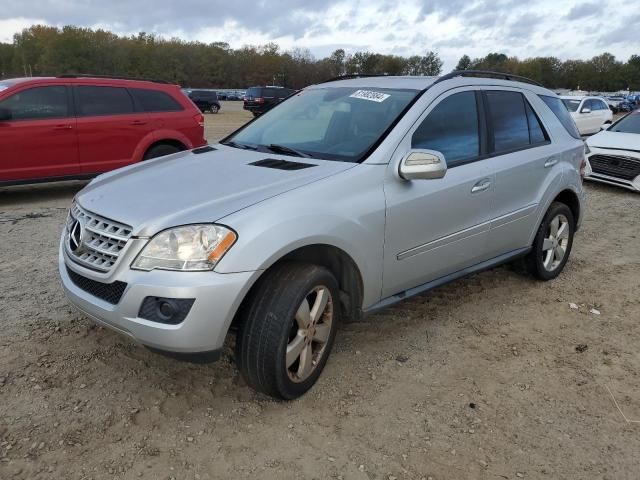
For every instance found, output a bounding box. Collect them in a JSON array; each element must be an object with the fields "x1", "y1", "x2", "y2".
[
  {"x1": 580, "y1": 107, "x2": 591, "y2": 114},
  {"x1": 601, "y1": 123, "x2": 611, "y2": 131},
  {"x1": 0, "y1": 107, "x2": 11, "y2": 121},
  {"x1": 399, "y1": 149, "x2": 447, "y2": 180}
]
